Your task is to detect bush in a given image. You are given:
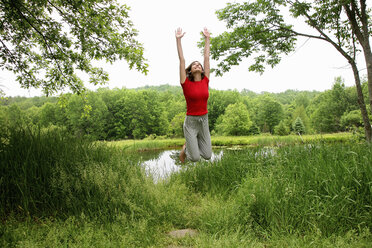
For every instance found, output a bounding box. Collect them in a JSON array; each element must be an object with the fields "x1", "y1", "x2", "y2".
[
  {"x1": 274, "y1": 120, "x2": 290, "y2": 136},
  {"x1": 248, "y1": 123, "x2": 261, "y2": 135}
]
